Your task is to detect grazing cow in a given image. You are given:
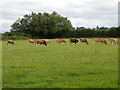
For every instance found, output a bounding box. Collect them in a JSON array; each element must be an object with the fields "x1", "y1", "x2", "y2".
[
  {"x1": 7, "y1": 40, "x2": 15, "y2": 45},
  {"x1": 93, "y1": 38, "x2": 107, "y2": 44},
  {"x1": 28, "y1": 39, "x2": 35, "y2": 44},
  {"x1": 80, "y1": 38, "x2": 88, "y2": 44},
  {"x1": 56, "y1": 39, "x2": 66, "y2": 44},
  {"x1": 35, "y1": 39, "x2": 47, "y2": 46},
  {"x1": 99, "y1": 39, "x2": 107, "y2": 44},
  {"x1": 109, "y1": 38, "x2": 118, "y2": 44},
  {"x1": 70, "y1": 39, "x2": 78, "y2": 44}
]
